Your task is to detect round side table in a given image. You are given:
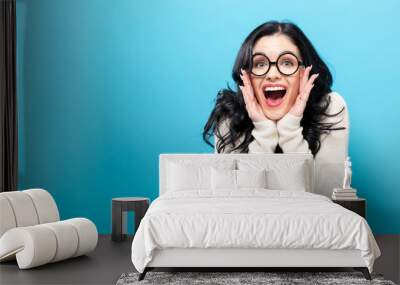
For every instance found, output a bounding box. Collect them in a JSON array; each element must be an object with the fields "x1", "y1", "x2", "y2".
[{"x1": 111, "y1": 197, "x2": 150, "y2": 242}]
